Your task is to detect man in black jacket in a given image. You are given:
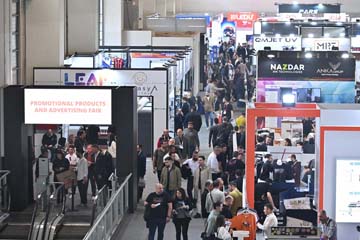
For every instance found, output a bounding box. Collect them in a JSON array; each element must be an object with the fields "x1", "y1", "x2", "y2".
[
  {"x1": 183, "y1": 106, "x2": 202, "y2": 132},
  {"x1": 93, "y1": 145, "x2": 114, "y2": 190},
  {"x1": 137, "y1": 144, "x2": 146, "y2": 201},
  {"x1": 208, "y1": 118, "x2": 220, "y2": 148}
]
